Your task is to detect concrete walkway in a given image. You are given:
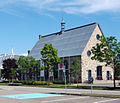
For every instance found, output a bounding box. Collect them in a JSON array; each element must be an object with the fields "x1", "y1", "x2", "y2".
[{"x1": 72, "y1": 81, "x2": 120, "y2": 87}]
